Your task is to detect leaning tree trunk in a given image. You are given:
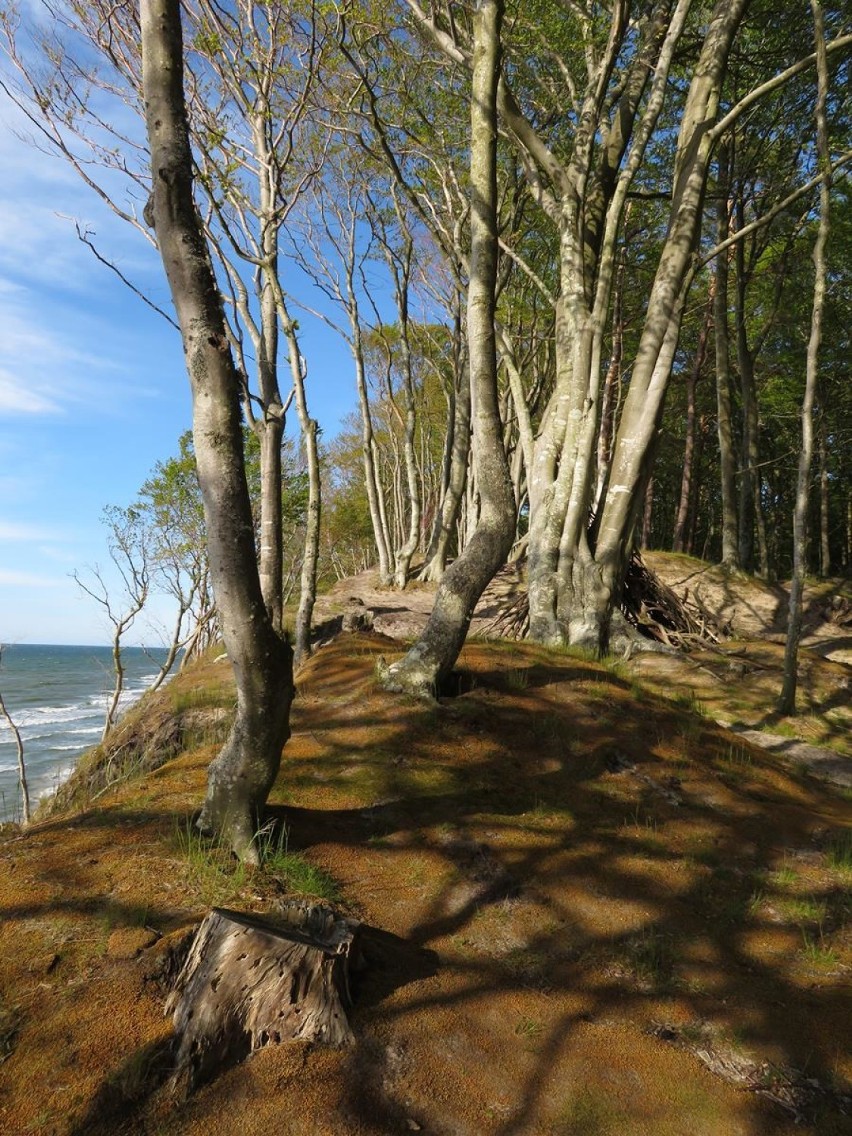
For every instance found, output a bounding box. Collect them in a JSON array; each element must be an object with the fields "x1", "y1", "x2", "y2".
[
  {"x1": 141, "y1": 0, "x2": 293, "y2": 862},
  {"x1": 778, "y1": 0, "x2": 830, "y2": 715},
  {"x1": 584, "y1": 0, "x2": 749, "y2": 652},
  {"x1": 382, "y1": 0, "x2": 514, "y2": 696}
]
